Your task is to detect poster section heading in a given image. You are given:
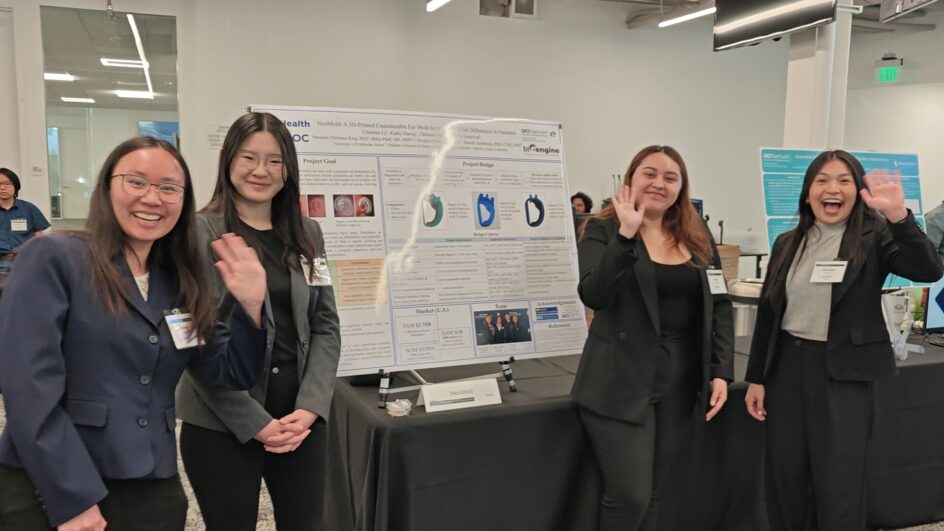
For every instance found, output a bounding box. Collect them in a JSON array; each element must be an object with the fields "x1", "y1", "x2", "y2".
[
  {"x1": 251, "y1": 105, "x2": 588, "y2": 376},
  {"x1": 759, "y1": 147, "x2": 925, "y2": 288}
]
